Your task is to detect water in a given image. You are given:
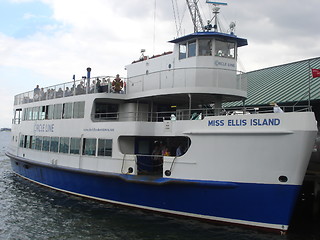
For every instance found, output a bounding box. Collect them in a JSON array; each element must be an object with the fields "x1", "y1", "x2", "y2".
[{"x1": 0, "y1": 131, "x2": 319, "y2": 240}]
